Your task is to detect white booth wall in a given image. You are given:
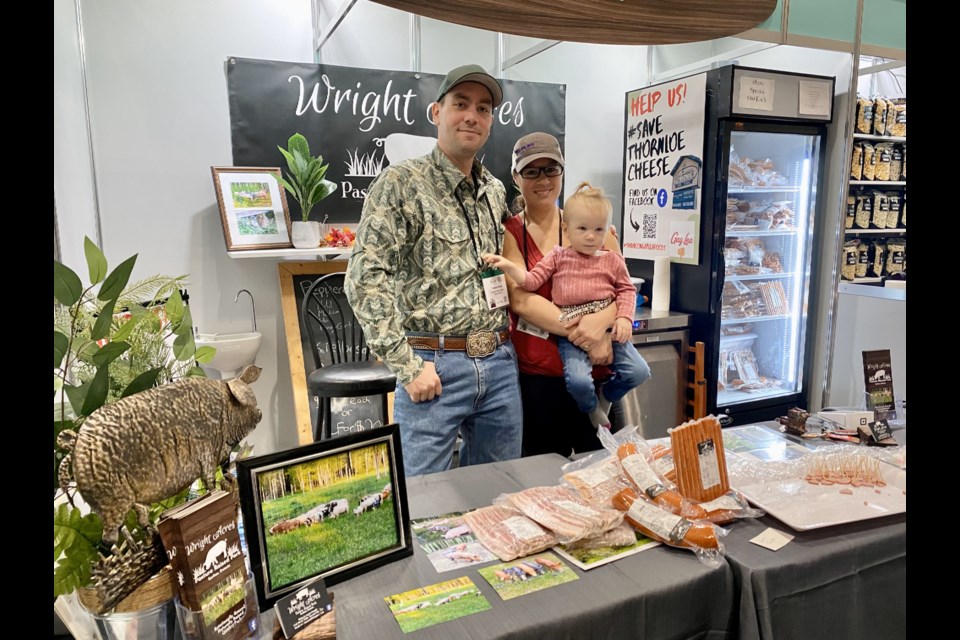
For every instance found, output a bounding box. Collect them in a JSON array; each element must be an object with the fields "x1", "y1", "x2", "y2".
[{"x1": 54, "y1": 0, "x2": 897, "y2": 457}]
